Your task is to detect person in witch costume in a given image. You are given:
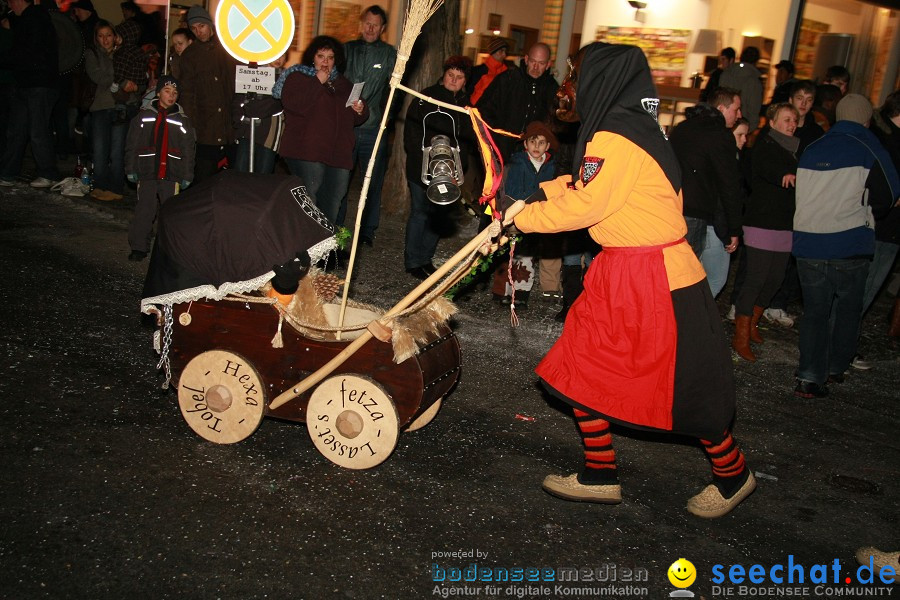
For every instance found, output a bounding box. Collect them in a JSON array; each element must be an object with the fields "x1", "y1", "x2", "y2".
[
  {"x1": 503, "y1": 43, "x2": 756, "y2": 518},
  {"x1": 124, "y1": 75, "x2": 196, "y2": 261}
]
